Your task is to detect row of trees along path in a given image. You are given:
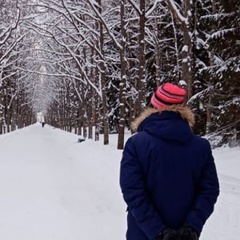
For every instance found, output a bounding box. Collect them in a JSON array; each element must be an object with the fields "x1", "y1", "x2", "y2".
[{"x1": 0, "y1": 0, "x2": 240, "y2": 149}]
